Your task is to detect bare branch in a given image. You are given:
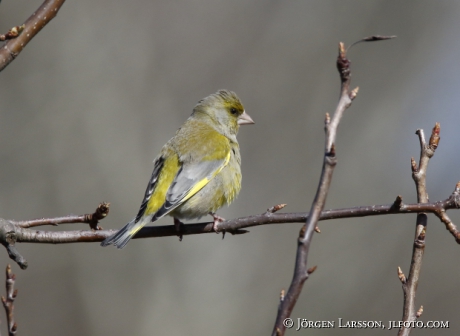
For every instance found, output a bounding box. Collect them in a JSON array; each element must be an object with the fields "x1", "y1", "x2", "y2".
[
  {"x1": 15, "y1": 202, "x2": 110, "y2": 230},
  {"x1": 1, "y1": 187, "x2": 460, "y2": 270},
  {"x1": 1, "y1": 265, "x2": 18, "y2": 336},
  {"x1": 0, "y1": 203, "x2": 109, "y2": 269},
  {"x1": 0, "y1": 0, "x2": 66, "y2": 72},
  {"x1": 271, "y1": 41, "x2": 355, "y2": 336},
  {"x1": 13, "y1": 196, "x2": 460, "y2": 240},
  {"x1": 398, "y1": 123, "x2": 440, "y2": 336},
  {"x1": 0, "y1": 220, "x2": 28, "y2": 270}
]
